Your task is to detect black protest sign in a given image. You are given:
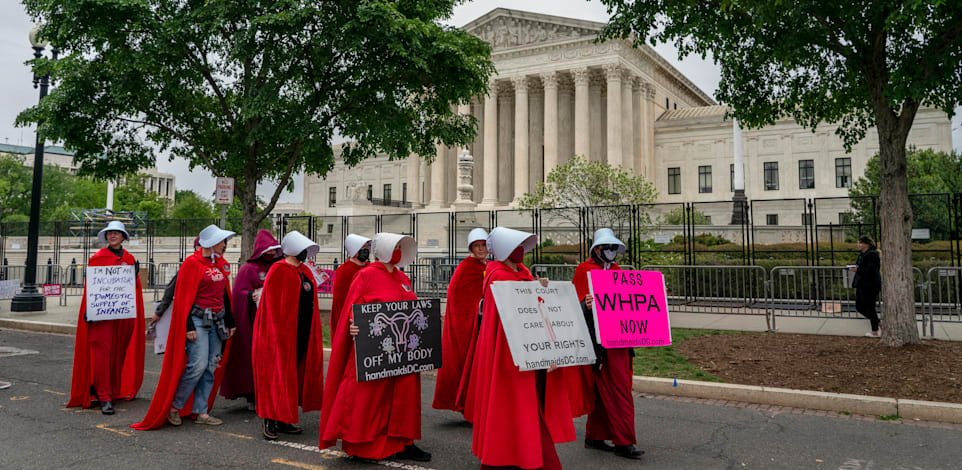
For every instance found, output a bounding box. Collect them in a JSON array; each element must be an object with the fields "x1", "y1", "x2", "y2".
[{"x1": 353, "y1": 298, "x2": 442, "y2": 382}]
